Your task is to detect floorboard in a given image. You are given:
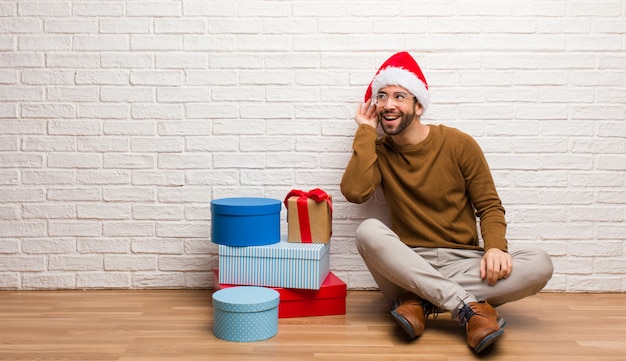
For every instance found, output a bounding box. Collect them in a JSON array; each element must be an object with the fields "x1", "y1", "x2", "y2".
[{"x1": 0, "y1": 290, "x2": 624, "y2": 361}]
